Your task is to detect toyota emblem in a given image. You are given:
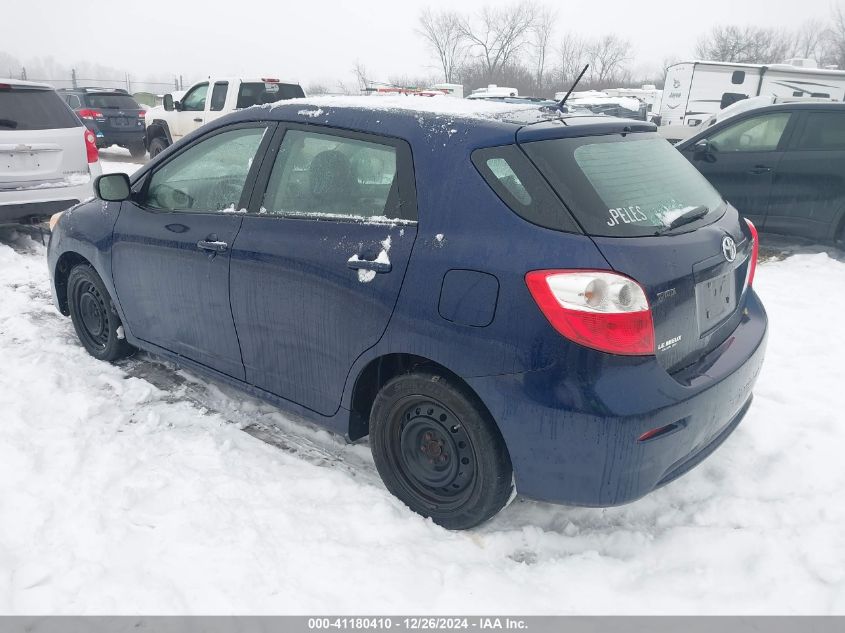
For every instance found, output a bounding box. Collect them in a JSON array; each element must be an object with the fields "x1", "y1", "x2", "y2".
[{"x1": 722, "y1": 236, "x2": 737, "y2": 262}]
